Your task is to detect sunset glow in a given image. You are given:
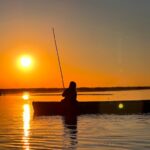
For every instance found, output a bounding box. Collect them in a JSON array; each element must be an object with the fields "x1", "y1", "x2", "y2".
[
  {"x1": 0, "y1": 0, "x2": 149, "y2": 88},
  {"x1": 0, "y1": 1, "x2": 150, "y2": 150},
  {"x1": 20, "y1": 56, "x2": 32, "y2": 68}
]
